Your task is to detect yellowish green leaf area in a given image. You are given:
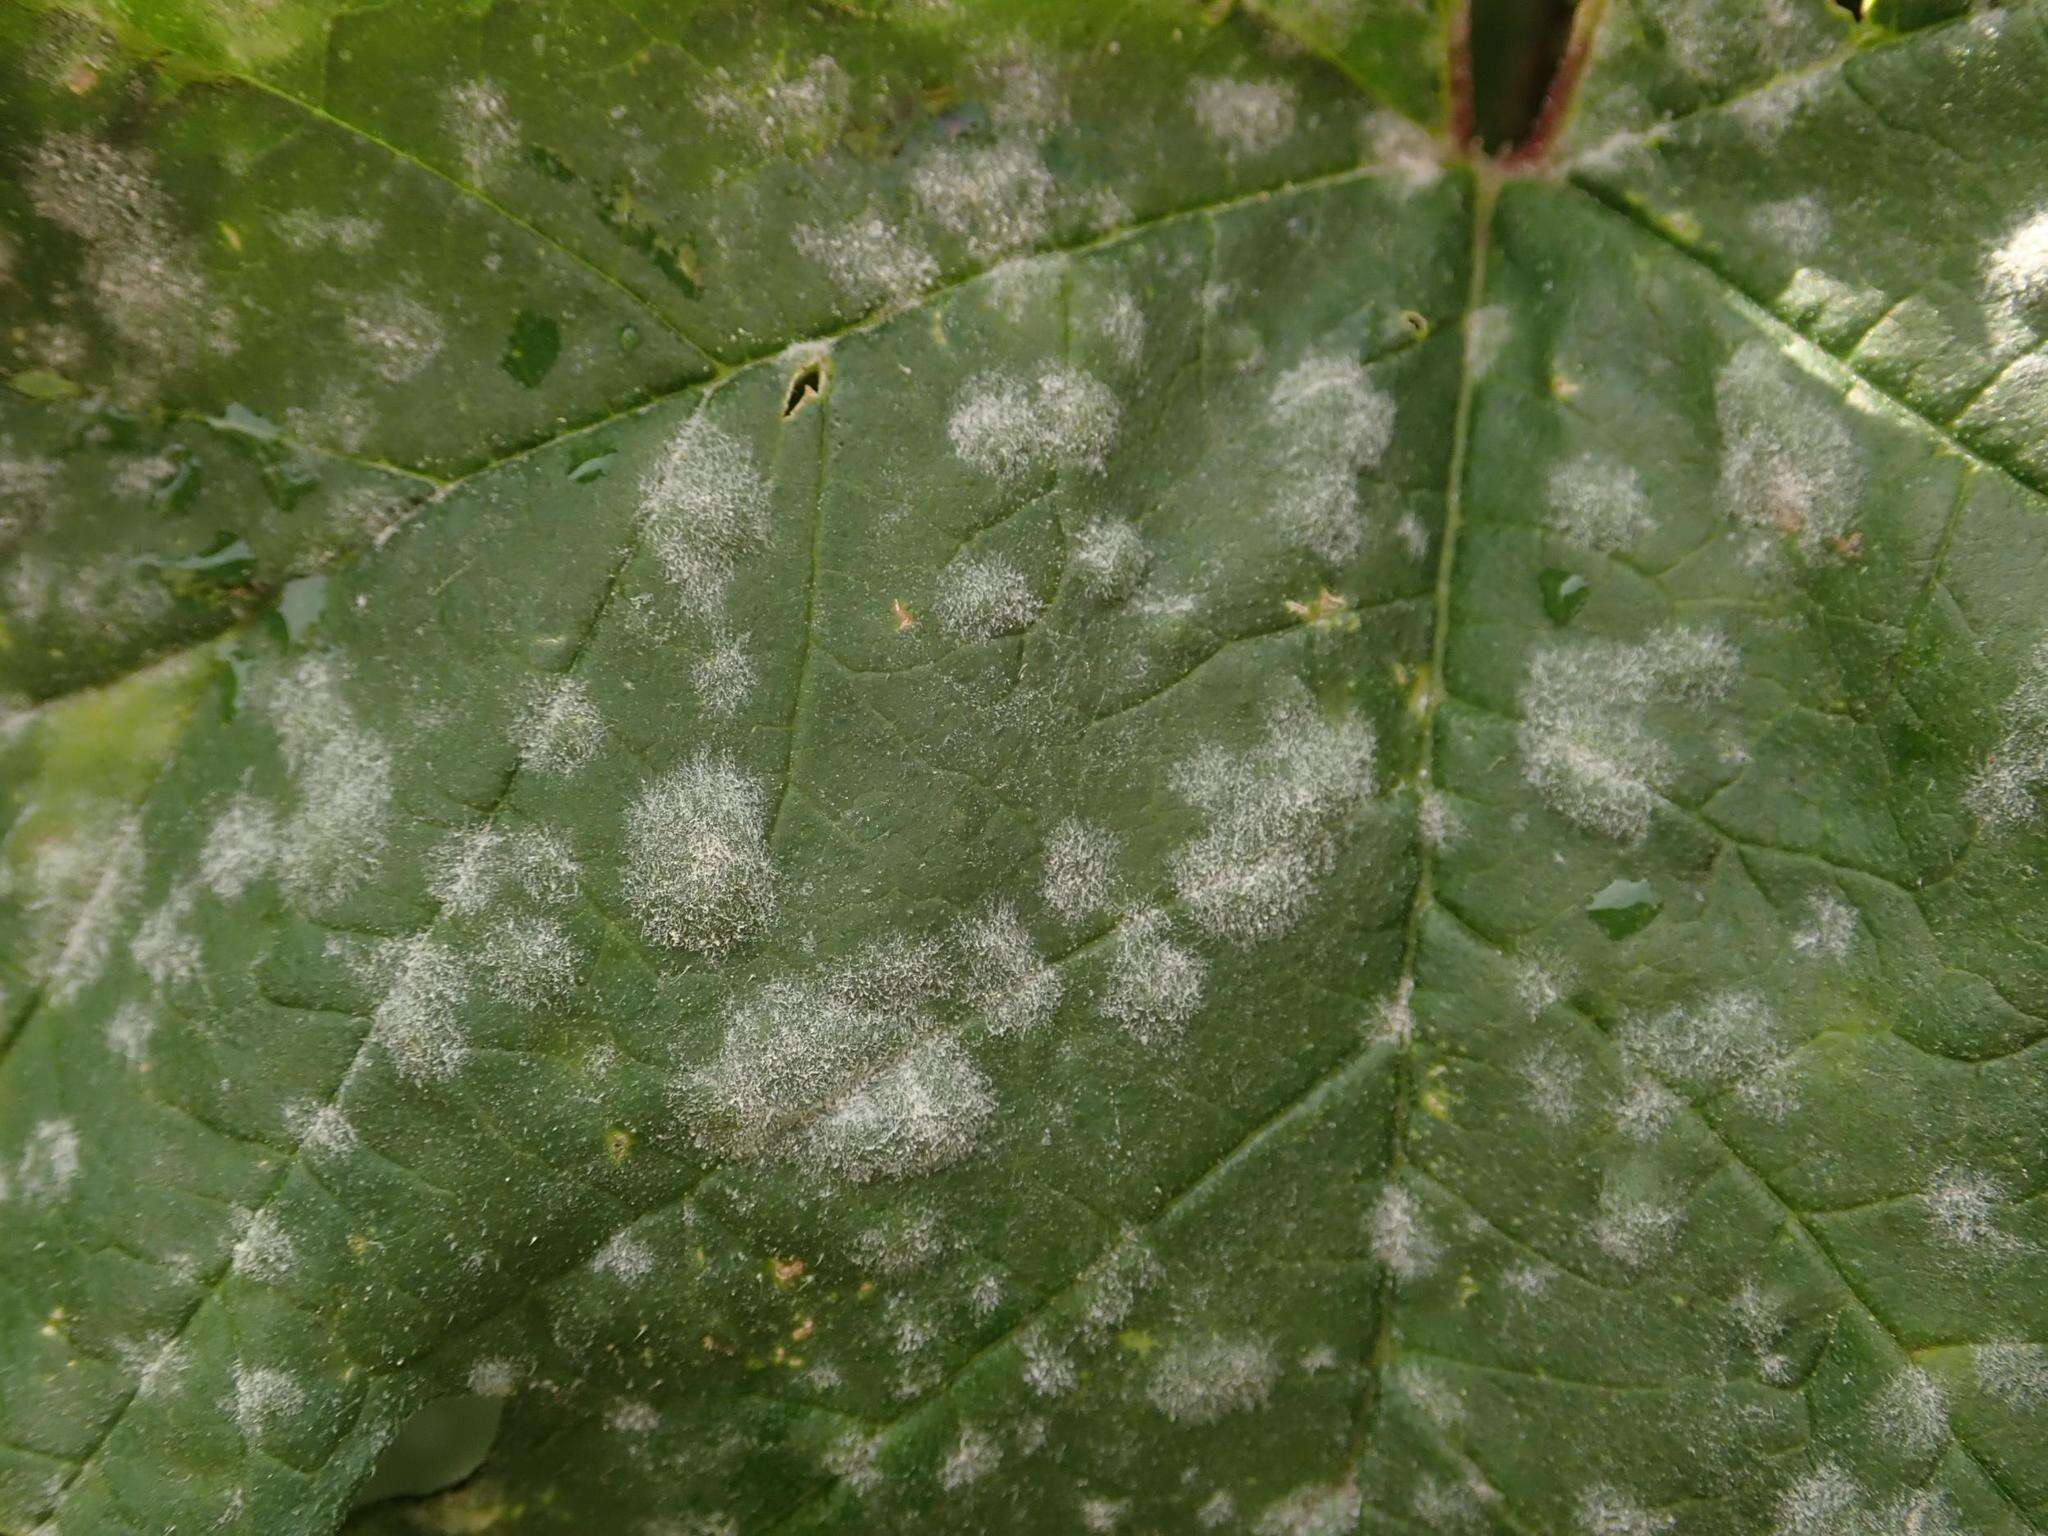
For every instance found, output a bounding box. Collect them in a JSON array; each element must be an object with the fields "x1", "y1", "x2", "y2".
[{"x1": 3, "y1": 0, "x2": 2048, "y2": 1531}]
